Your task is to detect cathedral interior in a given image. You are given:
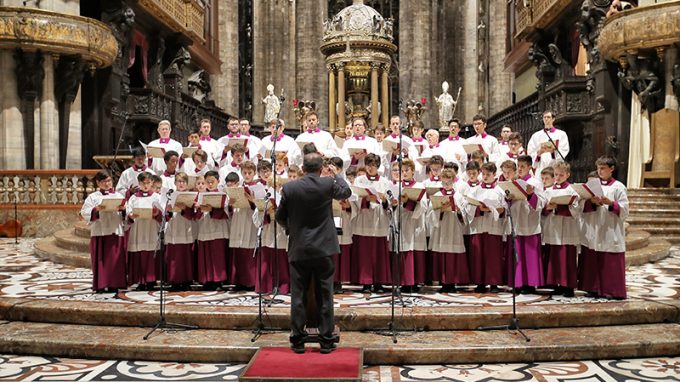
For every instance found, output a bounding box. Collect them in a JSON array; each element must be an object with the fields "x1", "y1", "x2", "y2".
[{"x1": 0, "y1": 0, "x2": 679, "y2": 379}]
